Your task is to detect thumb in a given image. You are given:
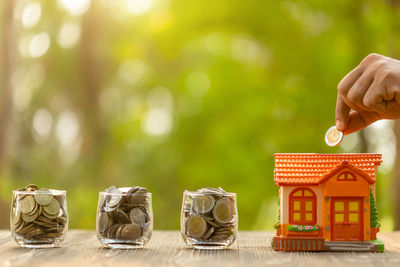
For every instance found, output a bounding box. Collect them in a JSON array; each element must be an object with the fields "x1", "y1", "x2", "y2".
[{"x1": 343, "y1": 110, "x2": 382, "y2": 135}]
